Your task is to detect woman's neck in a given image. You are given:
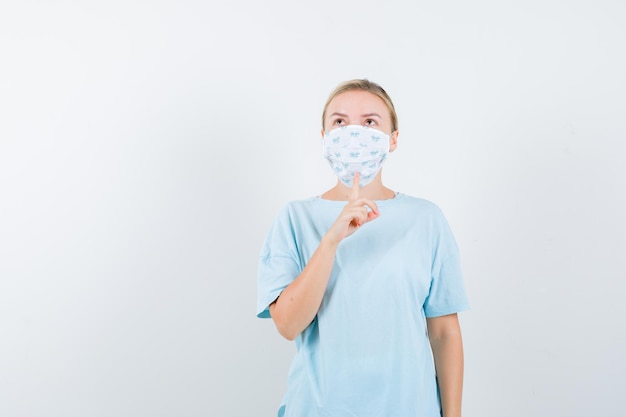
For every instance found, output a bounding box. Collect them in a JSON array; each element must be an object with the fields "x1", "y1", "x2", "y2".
[{"x1": 320, "y1": 178, "x2": 396, "y2": 201}]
